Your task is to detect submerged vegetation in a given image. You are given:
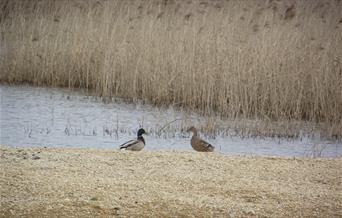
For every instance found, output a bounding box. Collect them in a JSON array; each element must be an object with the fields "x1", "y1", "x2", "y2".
[{"x1": 0, "y1": 0, "x2": 341, "y2": 138}]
